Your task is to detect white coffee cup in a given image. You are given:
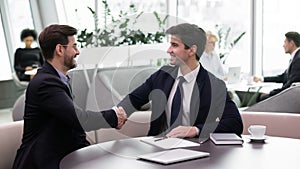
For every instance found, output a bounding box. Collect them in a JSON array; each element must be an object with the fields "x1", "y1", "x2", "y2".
[{"x1": 248, "y1": 125, "x2": 266, "y2": 138}]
